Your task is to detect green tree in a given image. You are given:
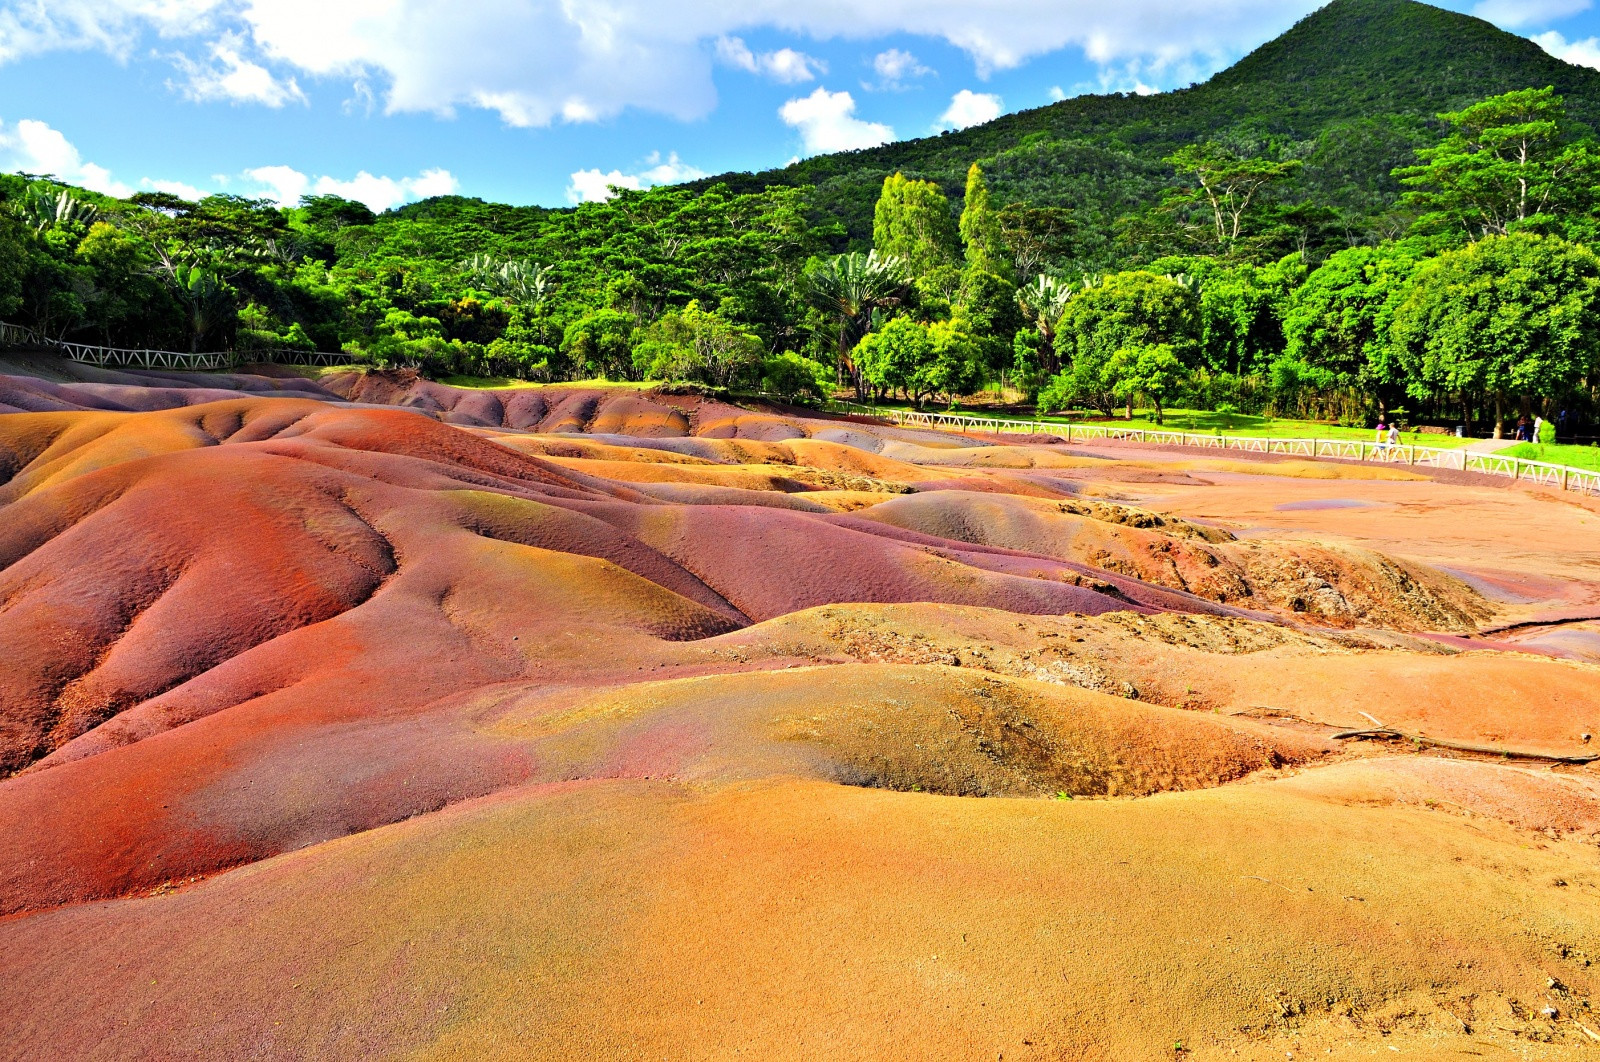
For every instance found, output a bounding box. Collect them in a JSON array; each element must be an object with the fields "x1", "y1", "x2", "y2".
[
  {"x1": 1014, "y1": 274, "x2": 1073, "y2": 378},
  {"x1": 1108, "y1": 343, "x2": 1186, "y2": 423},
  {"x1": 1281, "y1": 244, "x2": 1421, "y2": 409},
  {"x1": 1389, "y1": 233, "x2": 1600, "y2": 437},
  {"x1": 1051, "y1": 271, "x2": 1201, "y2": 415},
  {"x1": 1162, "y1": 141, "x2": 1303, "y2": 255},
  {"x1": 761, "y1": 351, "x2": 832, "y2": 404},
  {"x1": 958, "y1": 163, "x2": 1007, "y2": 277},
  {"x1": 872, "y1": 173, "x2": 960, "y2": 279},
  {"x1": 632, "y1": 301, "x2": 764, "y2": 389},
  {"x1": 855, "y1": 316, "x2": 932, "y2": 402},
  {"x1": 804, "y1": 250, "x2": 908, "y2": 399},
  {"x1": 562, "y1": 309, "x2": 636, "y2": 380},
  {"x1": 1150, "y1": 254, "x2": 1304, "y2": 376},
  {"x1": 1395, "y1": 87, "x2": 1599, "y2": 240}
]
